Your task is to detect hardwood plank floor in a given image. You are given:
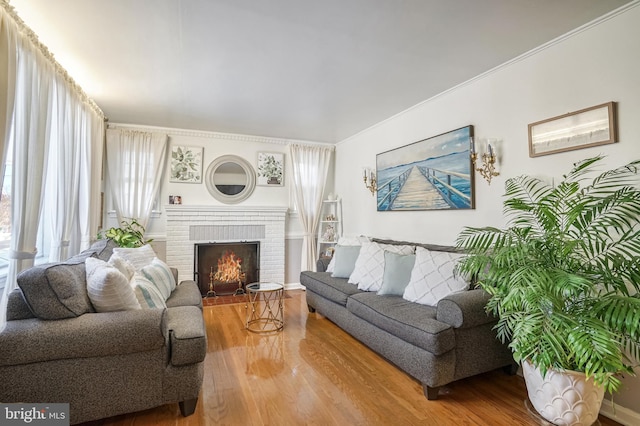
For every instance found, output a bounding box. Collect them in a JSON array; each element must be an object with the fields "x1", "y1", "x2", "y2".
[{"x1": 83, "y1": 290, "x2": 620, "y2": 425}]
